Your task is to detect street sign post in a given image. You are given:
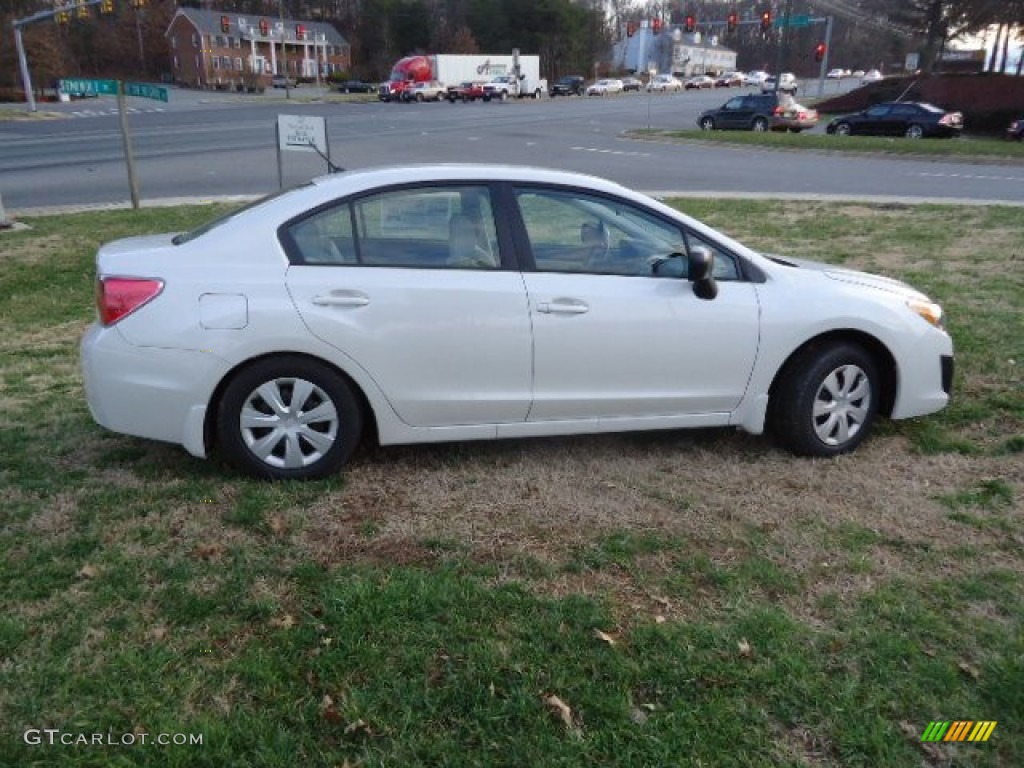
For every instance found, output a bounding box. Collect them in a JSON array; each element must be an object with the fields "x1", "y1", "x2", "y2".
[
  {"x1": 124, "y1": 82, "x2": 169, "y2": 102},
  {"x1": 59, "y1": 78, "x2": 118, "y2": 96}
]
